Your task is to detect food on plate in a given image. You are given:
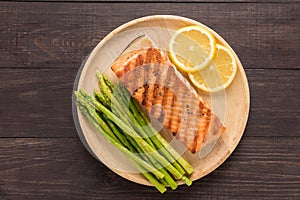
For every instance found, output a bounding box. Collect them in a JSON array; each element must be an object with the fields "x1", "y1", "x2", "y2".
[
  {"x1": 168, "y1": 25, "x2": 237, "y2": 92},
  {"x1": 111, "y1": 35, "x2": 226, "y2": 153},
  {"x1": 168, "y1": 25, "x2": 216, "y2": 72},
  {"x1": 75, "y1": 24, "x2": 238, "y2": 193},
  {"x1": 188, "y1": 44, "x2": 237, "y2": 92},
  {"x1": 74, "y1": 72, "x2": 194, "y2": 193}
]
